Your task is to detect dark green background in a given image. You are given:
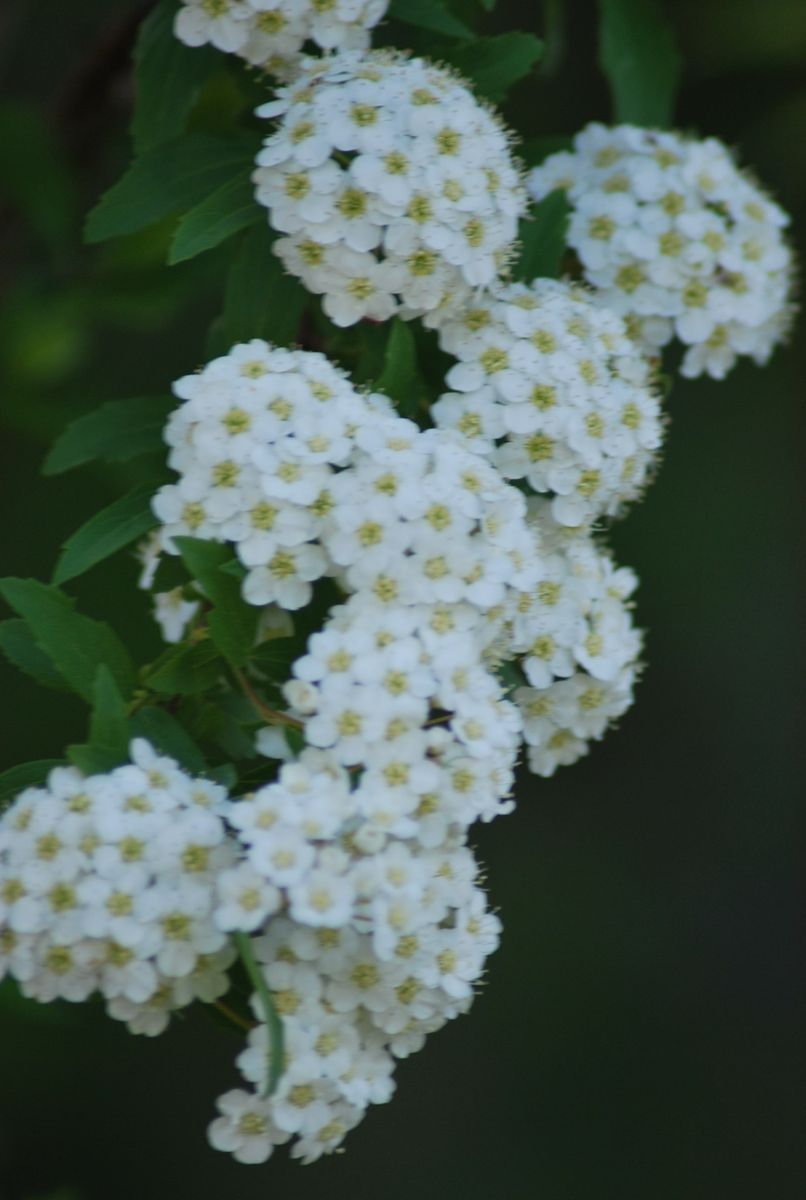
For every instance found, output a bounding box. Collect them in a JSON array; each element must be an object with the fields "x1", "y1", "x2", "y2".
[{"x1": 0, "y1": 1, "x2": 803, "y2": 1197}]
